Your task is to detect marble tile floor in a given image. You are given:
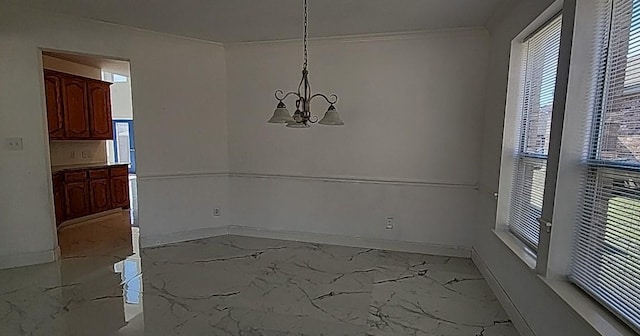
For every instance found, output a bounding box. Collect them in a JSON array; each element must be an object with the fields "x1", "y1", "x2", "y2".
[
  {"x1": 0, "y1": 233, "x2": 519, "y2": 336},
  {"x1": 57, "y1": 210, "x2": 133, "y2": 258}
]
